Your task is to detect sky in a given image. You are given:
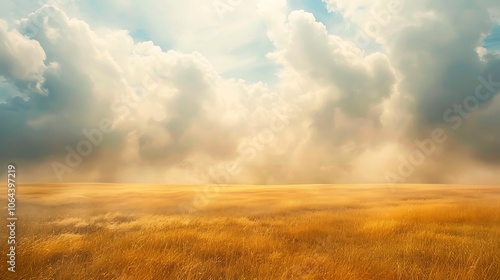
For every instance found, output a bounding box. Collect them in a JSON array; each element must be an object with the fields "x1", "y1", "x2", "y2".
[{"x1": 0, "y1": 0, "x2": 500, "y2": 185}]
